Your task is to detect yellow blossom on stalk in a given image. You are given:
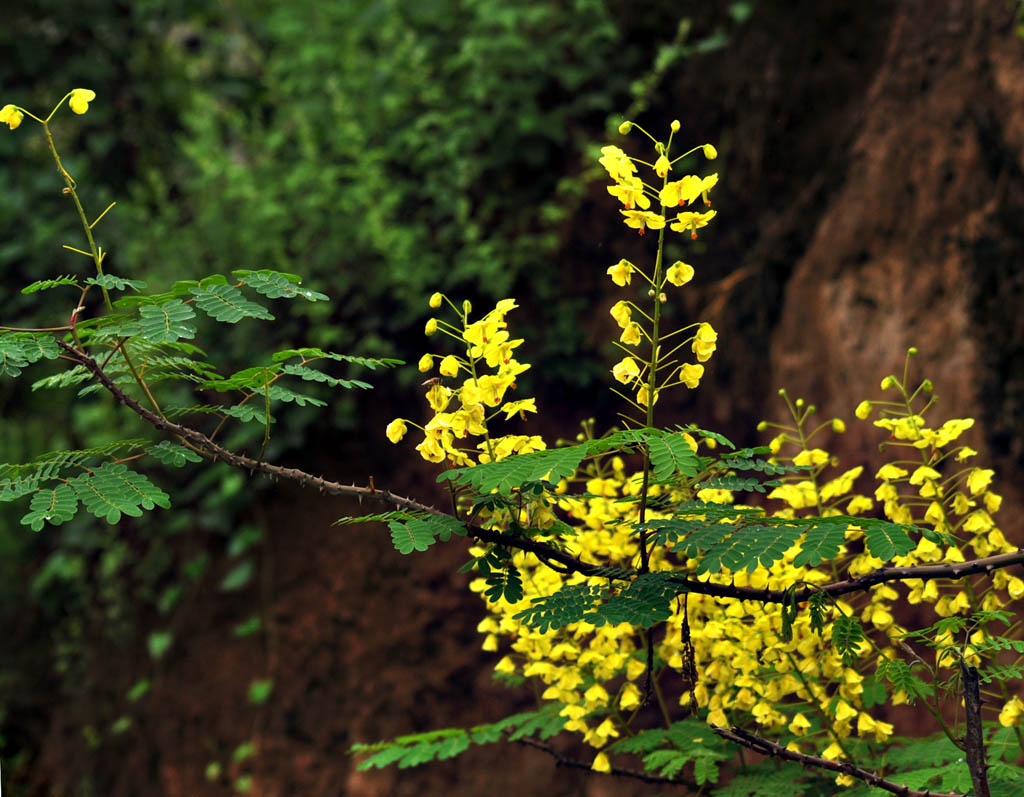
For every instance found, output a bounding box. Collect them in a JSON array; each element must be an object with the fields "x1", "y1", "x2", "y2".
[
  {"x1": 609, "y1": 300, "x2": 632, "y2": 329},
  {"x1": 68, "y1": 88, "x2": 96, "y2": 115},
  {"x1": 677, "y1": 363, "x2": 704, "y2": 389},
  {"x1": 612, "y1": 356, "x2": 641, "y2": 384},
  {"x1": 620, "y1": 322, "x2": 642, "y2": 346},
  {"x1": 438, "y1": 354, "x2": 460, "y2": 377},
  {"x1": 417, "y1": 354, "x2": 433, "y2": 372},
  {"x1": 660, "y1": 175, "x2": 705, "y2": 207},
  {"x1": 607, "y1": 176, "x2": 649, "y2": 210},
  {"x1": 591, "y1": 752, "x2": 611, "y2": 773},
  {"x1": 501, "y1": 398, "x2": 537, "y2": 421},
  {"x1": 0, "y1": 104, "x2": 24, "y2": 130},
  {"x1": 665, "y1": 261, "x2": 694, "y2": 286},
  {"x1": 425, "y1": 318, "x2": 438, "y2": 335},
  {"x1": 703, "y1": 143, "x2": 718, "y2": 159},
  {"x1": 1000, "y1": 696, "x2": 1024, "y2": 727},
  {"x1": 692, "y1": 322, "x2": 718, "y2": 362},
  {"x1": 670, "y1": 209, "x2": 717, "y2": 239},
  {"x1": 606, "y1": 259, "x2": 635, "y2": 286},
  {"x1": 385, "y1": 419, "x2": 408, "y2": 443},
  {"x1": 654, "y1": 154, "x2": 671, "y2": 177},
  {"x1": 598, "y1": 145, "x2": 636, "y2": 182},
  {"x1": 793, "y1": 448, "x2": 829, "y2": 467},
  {"x1": 620, "y1": 209, "x2": 665, "y2": 235}
]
